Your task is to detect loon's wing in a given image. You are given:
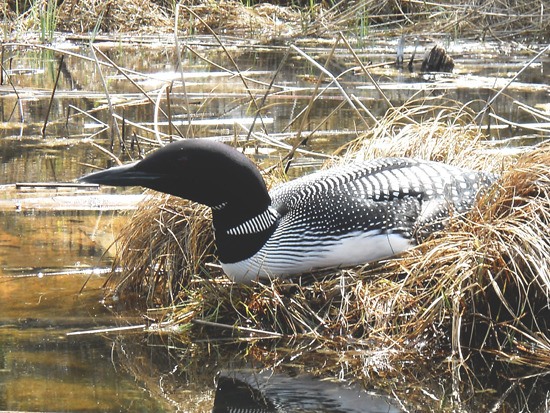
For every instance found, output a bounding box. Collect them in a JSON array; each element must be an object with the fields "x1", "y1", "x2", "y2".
[{"x1": 270, "y1": 158, "x2": 494, "y2": 242}]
